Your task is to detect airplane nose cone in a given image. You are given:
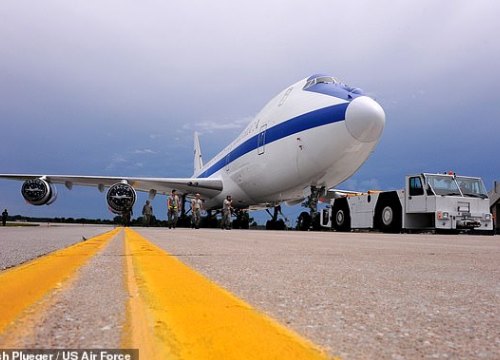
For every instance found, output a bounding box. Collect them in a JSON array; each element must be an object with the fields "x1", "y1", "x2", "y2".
[{"x1": 345, "y1": 96, "x2": 385, "y2": 142}]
